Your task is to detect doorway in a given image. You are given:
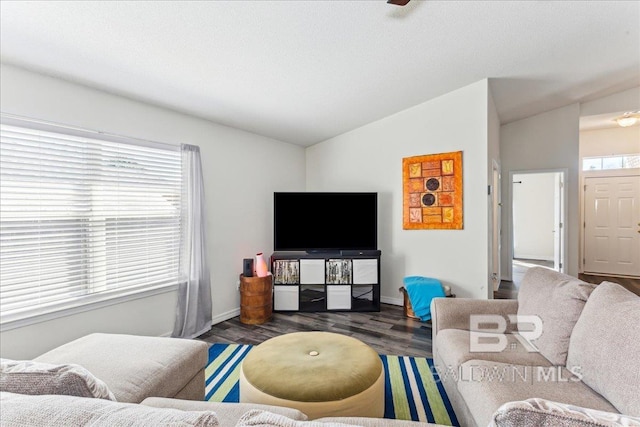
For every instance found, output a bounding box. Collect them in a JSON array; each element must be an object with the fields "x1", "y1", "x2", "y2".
[
  {"x1": 490, "y1": 160, "x2": 501, "y2": 291},
  {"x1": 510, "y1": 170, "x2": 567, "y2": 283}
]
